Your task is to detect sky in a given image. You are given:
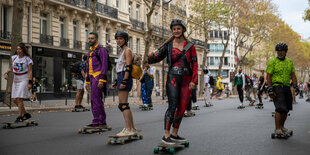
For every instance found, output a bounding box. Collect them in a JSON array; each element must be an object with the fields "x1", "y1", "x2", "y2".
[{"x1": 273, "y1": 0, "x2": 310, "y2": 39}]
